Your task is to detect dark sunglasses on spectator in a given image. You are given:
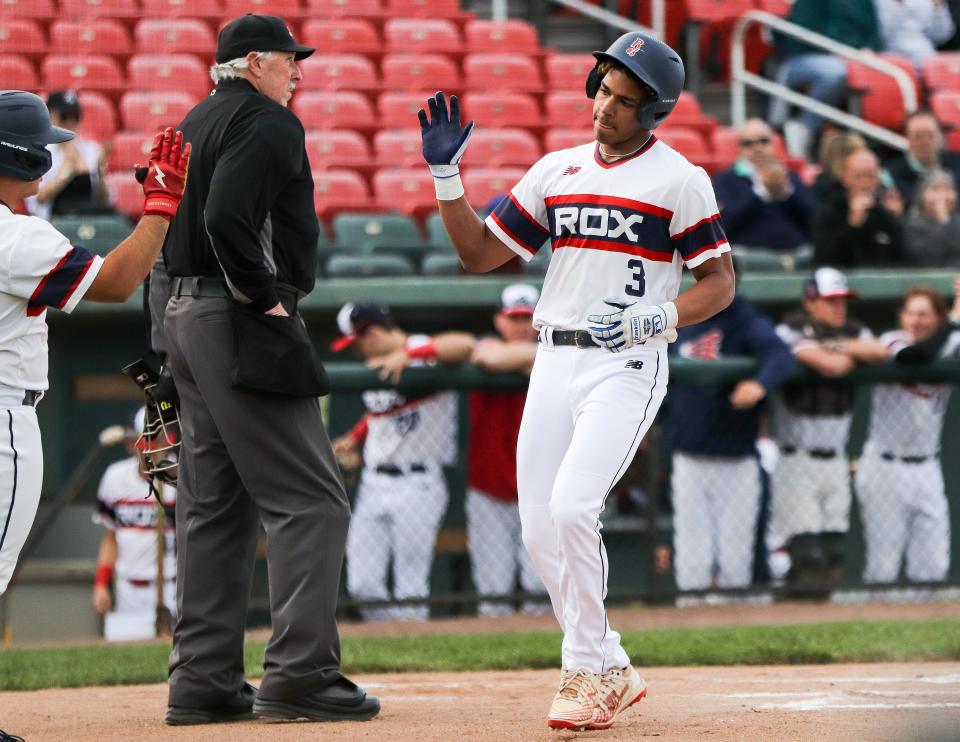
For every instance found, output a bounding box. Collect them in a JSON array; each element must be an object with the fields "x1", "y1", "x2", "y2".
[{"x1": 738, "y1": 136, "x2": 771, "y2": 146}]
